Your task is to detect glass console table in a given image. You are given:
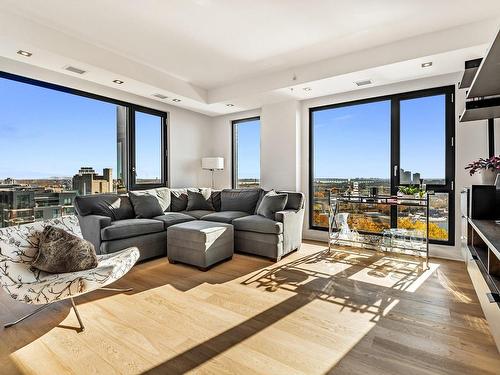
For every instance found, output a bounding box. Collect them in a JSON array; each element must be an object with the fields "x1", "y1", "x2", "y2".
[{"x1": 328, "y1": 193, "x2": 430, "y2": 266}]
